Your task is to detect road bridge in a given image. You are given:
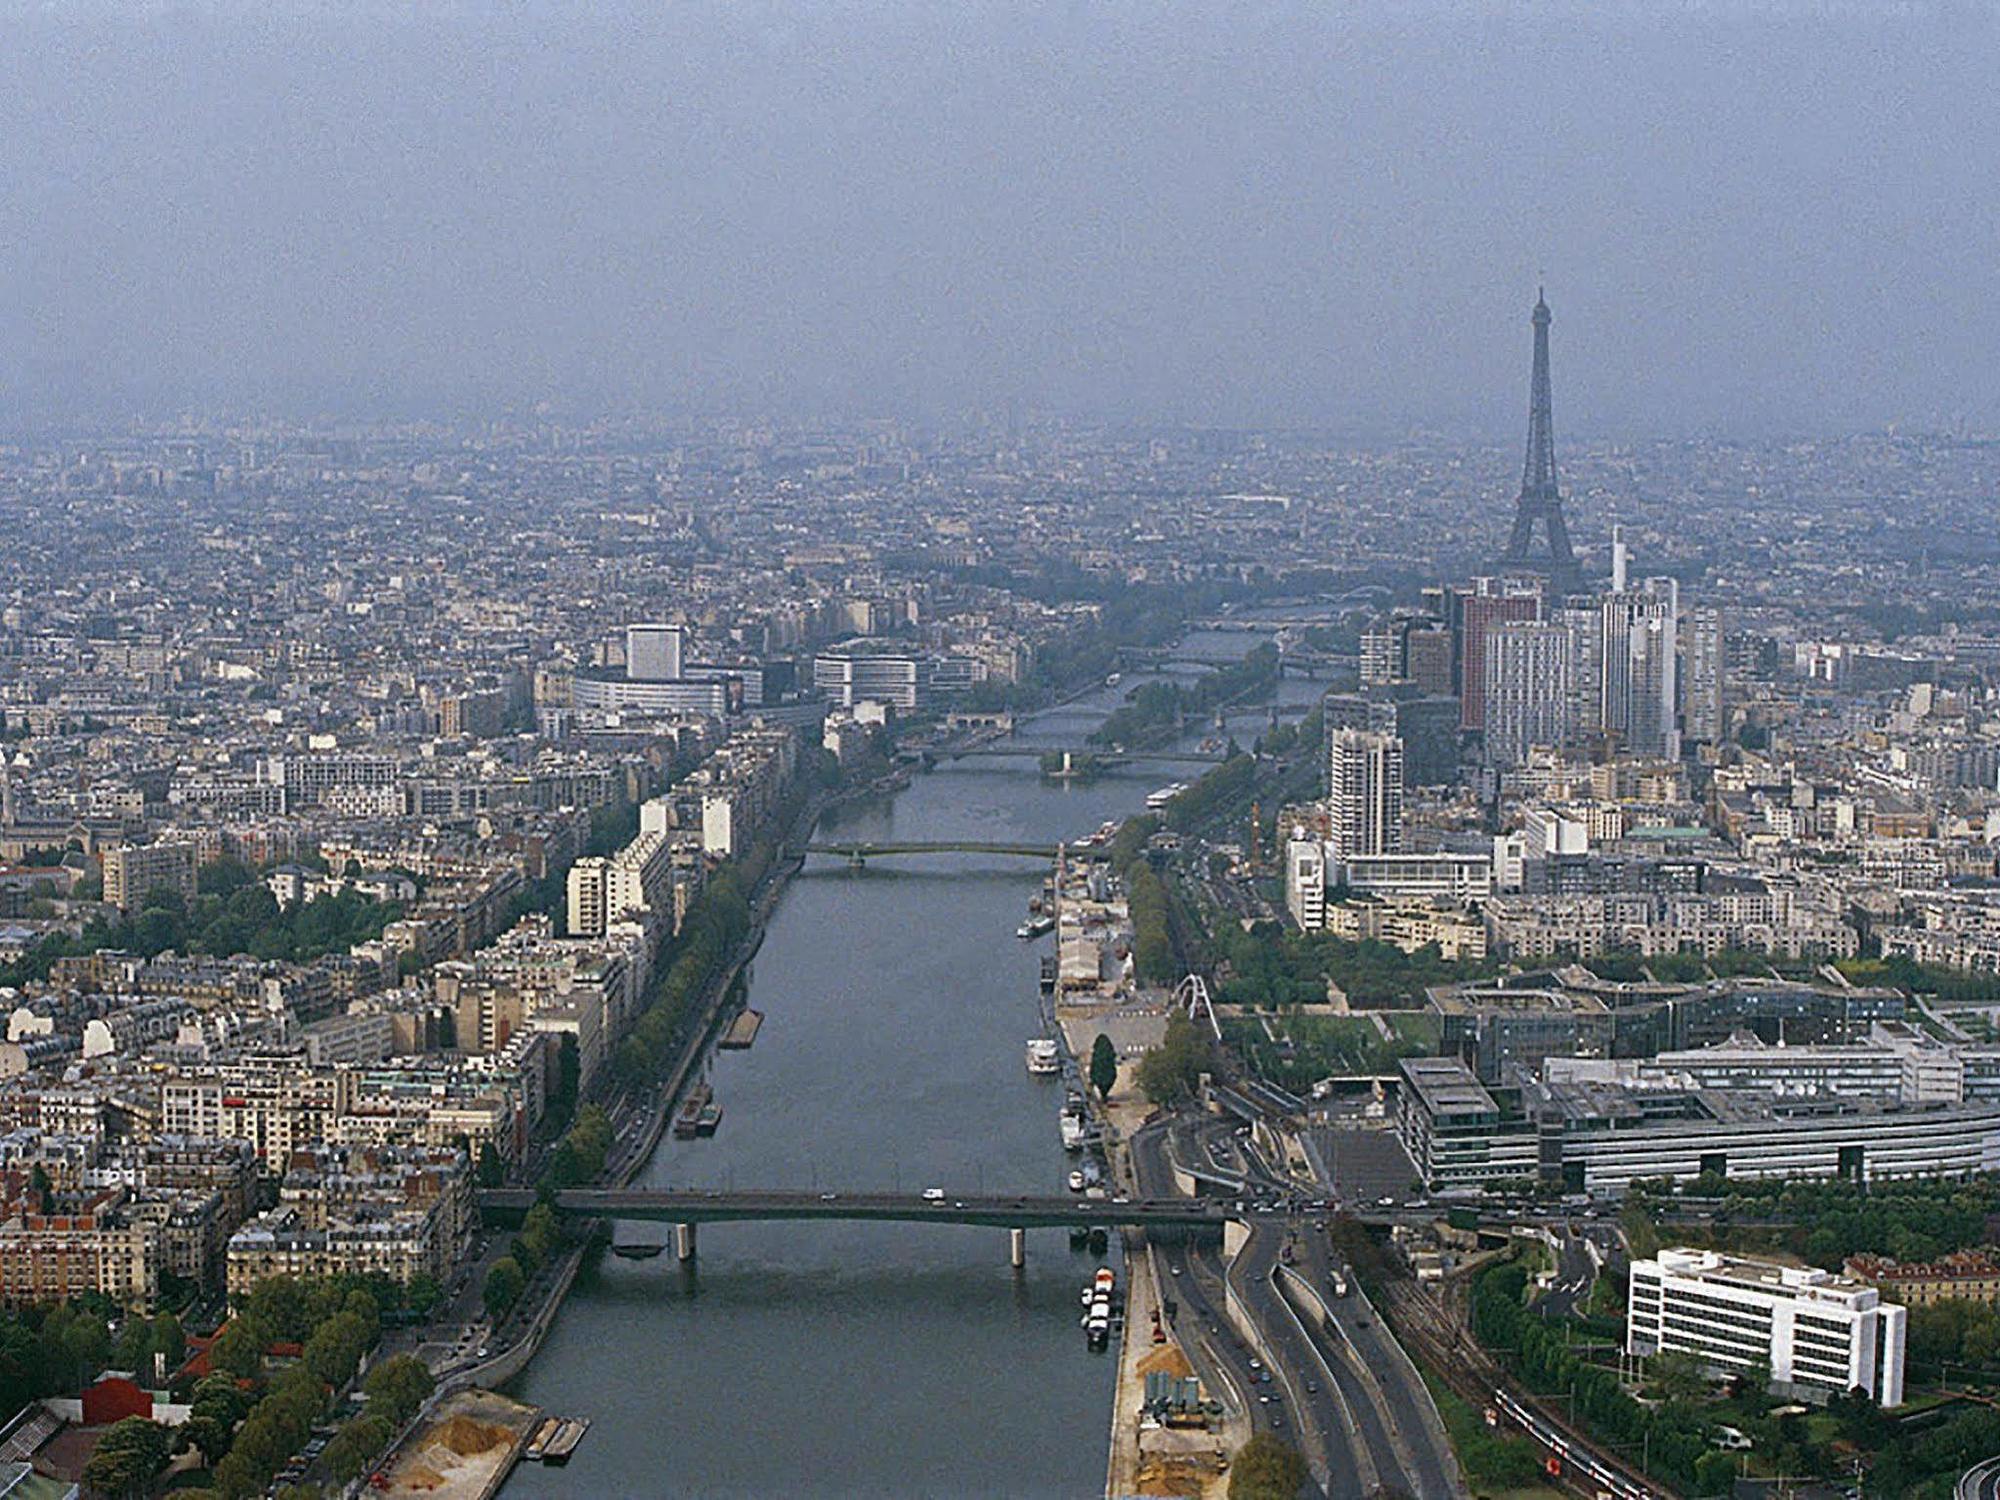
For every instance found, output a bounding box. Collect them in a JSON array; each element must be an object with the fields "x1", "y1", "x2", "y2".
[
  {"x1": 948, "y1": 746, "x2": 1227, "y2": 765},
  {"x1": 803, "y1": 839, "x2": 1057, "y2": 865},
  {"x1": 479, "y1": 1186, "x2": 1266, "y2": 1266}
]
